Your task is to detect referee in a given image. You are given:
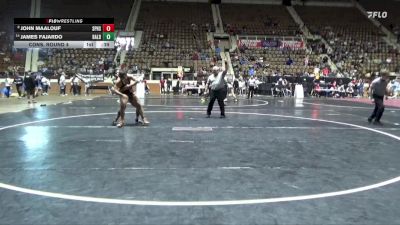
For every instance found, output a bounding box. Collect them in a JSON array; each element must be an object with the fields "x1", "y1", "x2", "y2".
[
  {"x1": 368, "y1": 72, "x2": 390, "y2": 125},
  {"x1": 206, "y1": 61, "x2": 228, "y2": 118}
]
